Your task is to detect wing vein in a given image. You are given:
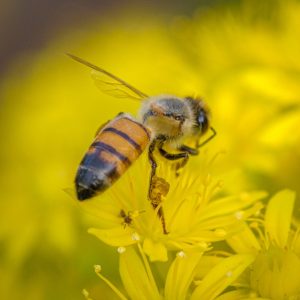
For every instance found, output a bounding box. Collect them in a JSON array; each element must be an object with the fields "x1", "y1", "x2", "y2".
[{"x1": 67, "y1": 53, "x2": 148, "y2": 101}]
